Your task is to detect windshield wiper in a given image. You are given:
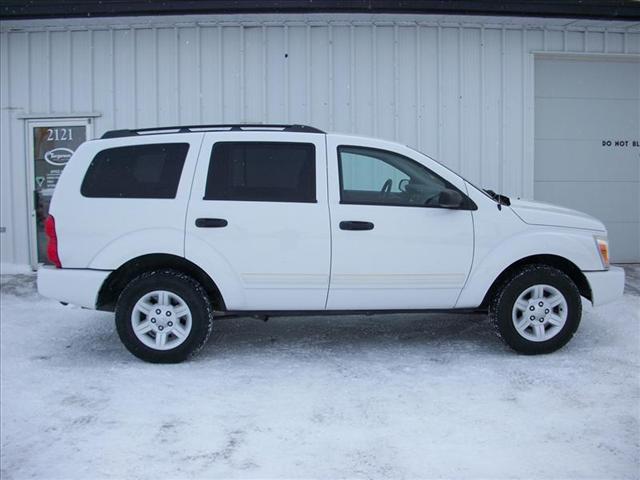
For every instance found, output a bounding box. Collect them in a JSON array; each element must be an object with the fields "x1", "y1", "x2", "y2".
[{"x1": 484, "y1": 189, "x2": 511, "y2": 206}]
